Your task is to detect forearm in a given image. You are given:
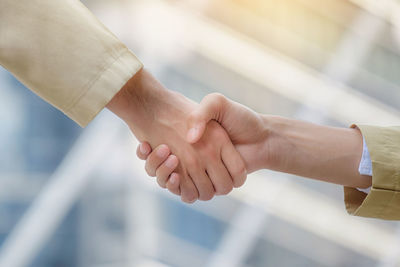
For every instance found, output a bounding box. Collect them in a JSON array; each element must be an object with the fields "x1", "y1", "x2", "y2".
[
  {"x1": 1, "y1": 0, "x2": 142, "y2": 127},
  {"x1": 262, "y1": 115, "x2": 372, "y2": 189}
]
